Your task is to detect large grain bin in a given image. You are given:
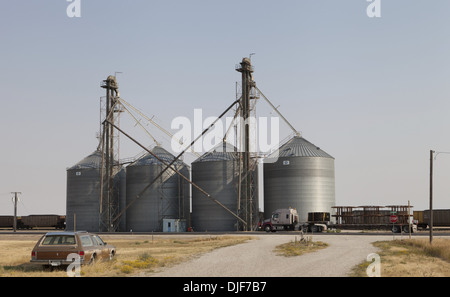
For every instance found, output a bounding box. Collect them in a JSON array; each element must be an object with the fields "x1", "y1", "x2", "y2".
[
  {"x1": 125, "y1": 146, "x2": 190, "y2": 232},
  {"x1": 115, "y1": 168, "x2": 127, "y2": 232},
  {"x1": 191, "y1": 142, "x2": 242, "y2": 232},
  {"x1": 66, "y1": 150, "x2": 125, "y2": 232},
  {"x1": 66, "y1": 151, "x2": 103, "y2": 232},
  {"x1": 263, "y1": 136, "x2": 335, "y2": 222}
]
